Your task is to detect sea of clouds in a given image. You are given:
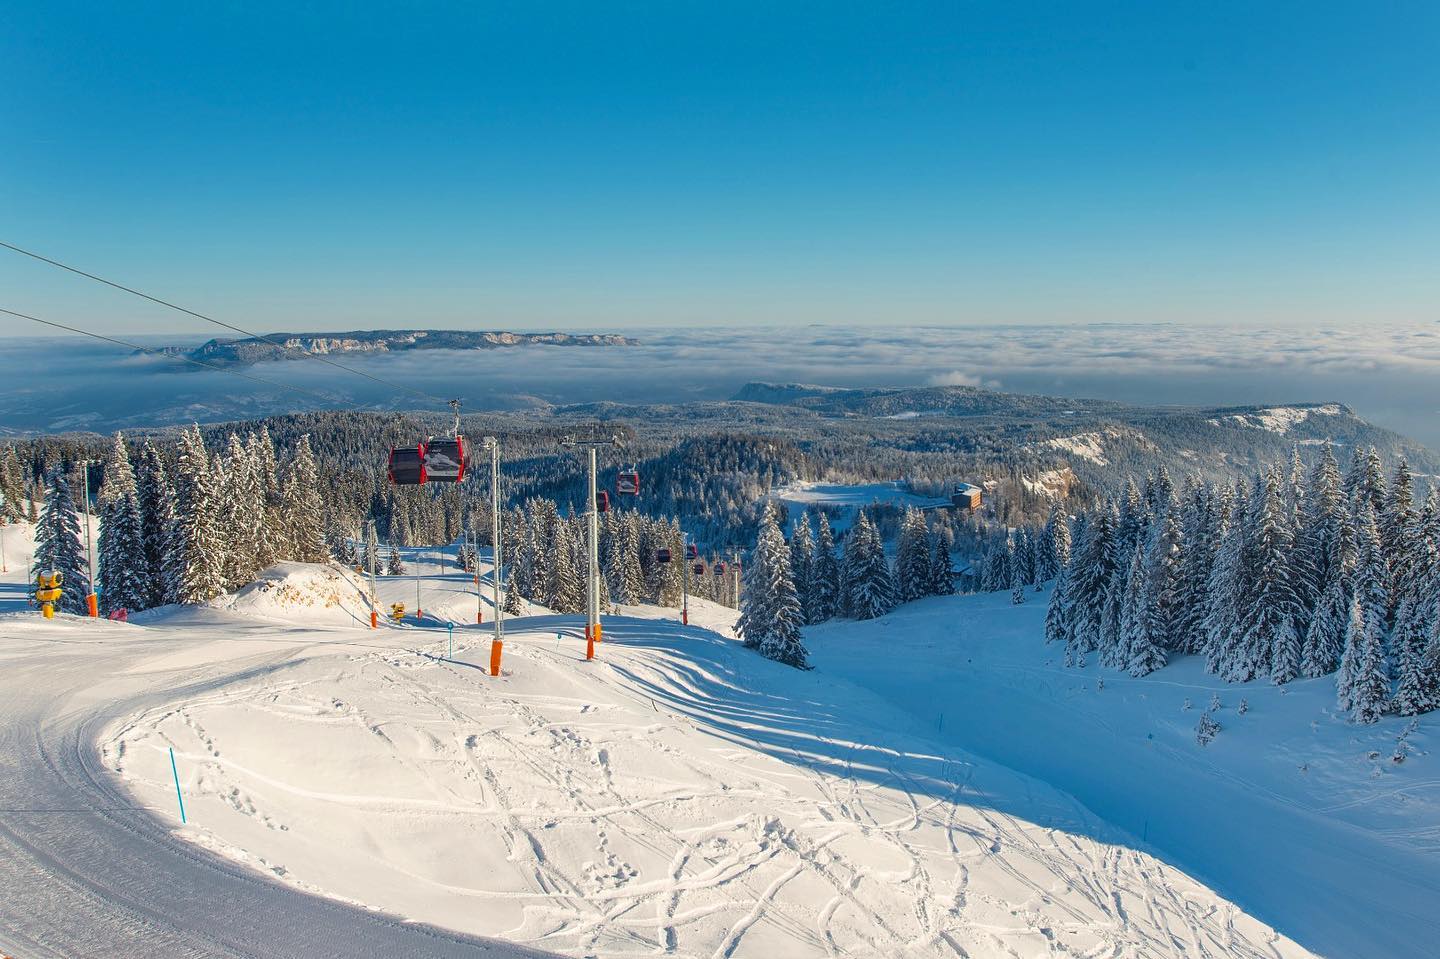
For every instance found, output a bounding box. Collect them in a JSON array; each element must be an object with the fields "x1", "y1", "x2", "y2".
[{"x1": 2, "y1": 323, "x2": 1439, "y2": 448}]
